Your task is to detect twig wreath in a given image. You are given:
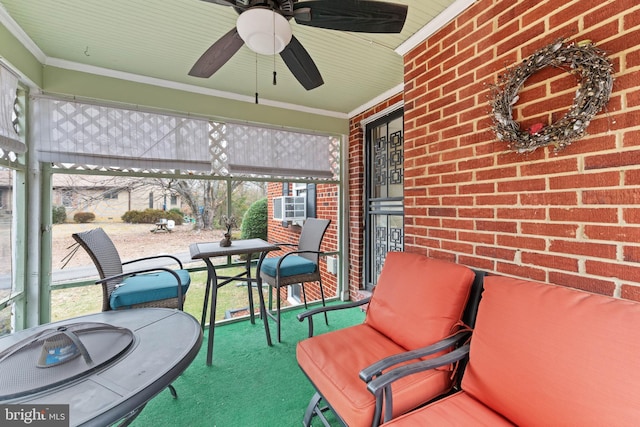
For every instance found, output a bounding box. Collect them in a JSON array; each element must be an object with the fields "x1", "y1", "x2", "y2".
[{"x1": 489, "y1": 38, "x2": 614, "y2": 153}]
